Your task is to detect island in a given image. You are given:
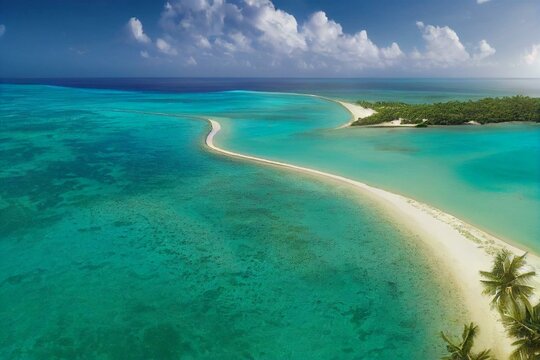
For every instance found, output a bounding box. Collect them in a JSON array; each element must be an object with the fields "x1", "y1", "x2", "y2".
[{"x1": 352, "y1": 95, "x2": 540, "y2": 126}]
